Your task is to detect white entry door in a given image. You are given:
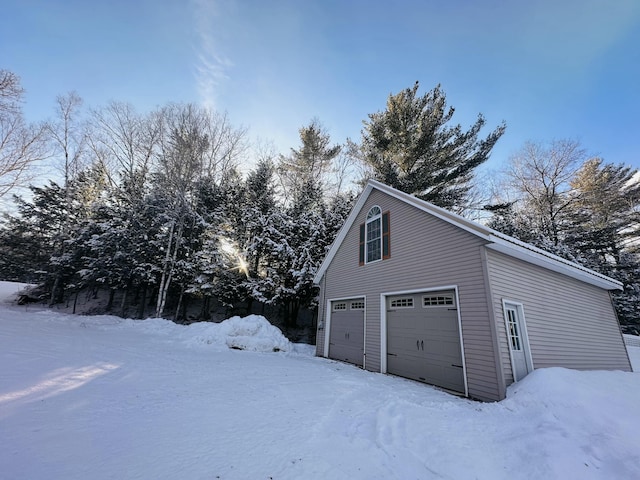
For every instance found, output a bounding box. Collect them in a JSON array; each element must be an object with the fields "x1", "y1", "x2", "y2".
[{"x1": 503, "y1": 302, "x2": 532, "y2": 382}]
